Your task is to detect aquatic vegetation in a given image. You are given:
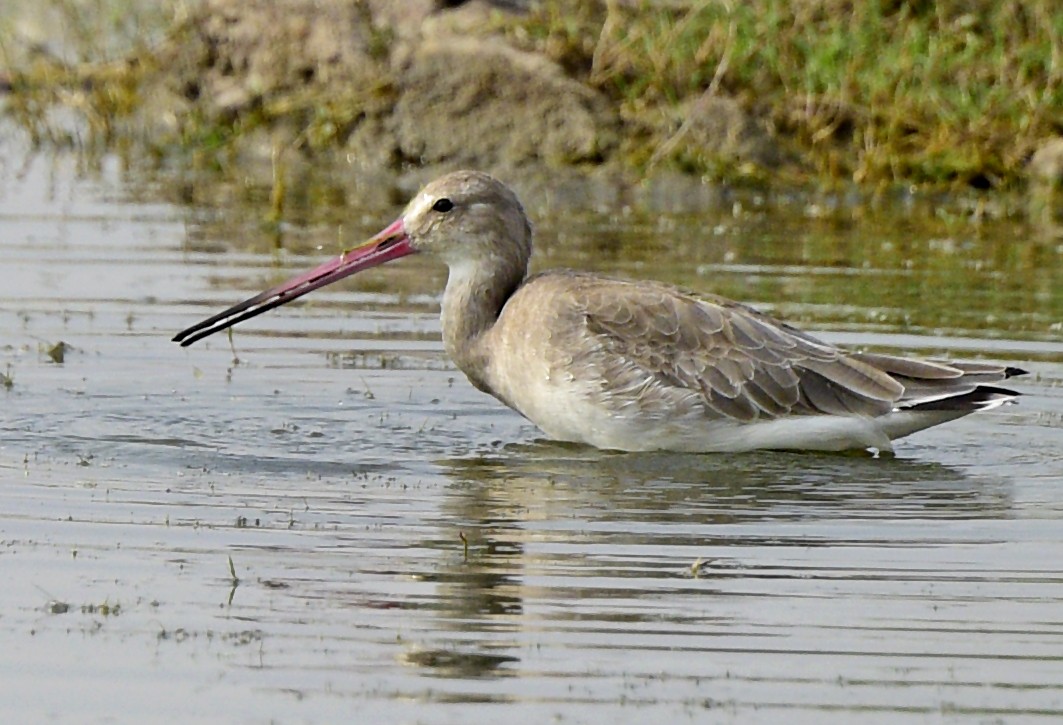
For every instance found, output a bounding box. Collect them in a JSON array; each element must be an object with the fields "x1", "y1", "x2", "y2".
[{"x1": 227, "y1": 555, "x2": 240, "y2": 606}]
